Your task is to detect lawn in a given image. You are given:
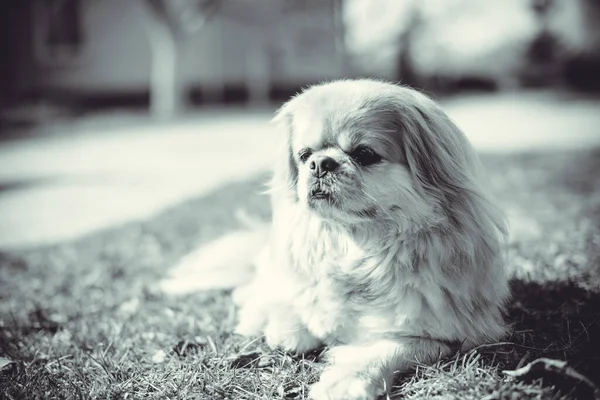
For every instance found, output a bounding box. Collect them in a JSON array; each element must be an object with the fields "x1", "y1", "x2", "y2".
[{"x1": 1, "y1": 148, "x2": 599, "y2": 399}]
